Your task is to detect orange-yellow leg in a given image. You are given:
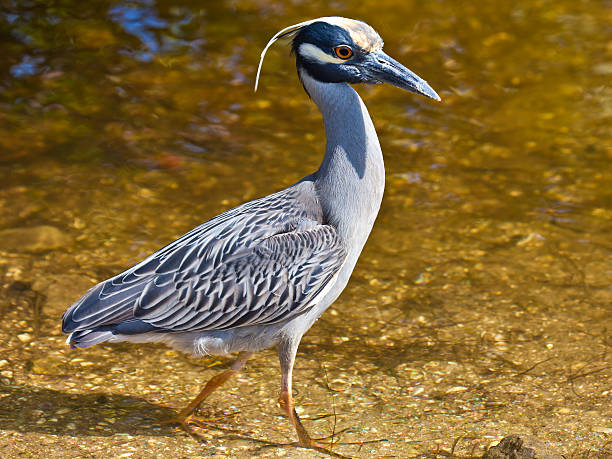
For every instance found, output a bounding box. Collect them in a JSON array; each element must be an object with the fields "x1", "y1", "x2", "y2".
[
  {"x1": 279, "y1": 389, "x2": 325, "y2": 449},
  {"x1": 162, "y1": 351, "x2": 252, "y2": 429},
  {"x1": 277, "y1": 341, "x2": 338, "y2": 453}
]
